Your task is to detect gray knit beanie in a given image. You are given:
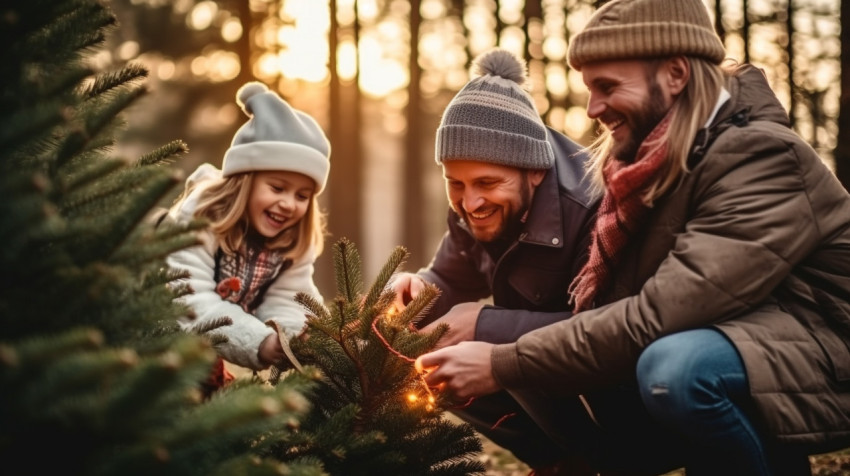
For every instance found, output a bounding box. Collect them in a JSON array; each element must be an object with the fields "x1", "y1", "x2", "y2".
[
  {"x1": 435, "y1": 48, "x2": 553, "y2": 170},
  {"x1": 222, "y1": 81, "x2": 331, "y2": 193},
  {"x1": 568, "y1": 0, "x2": 726, "y2": 71}
]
